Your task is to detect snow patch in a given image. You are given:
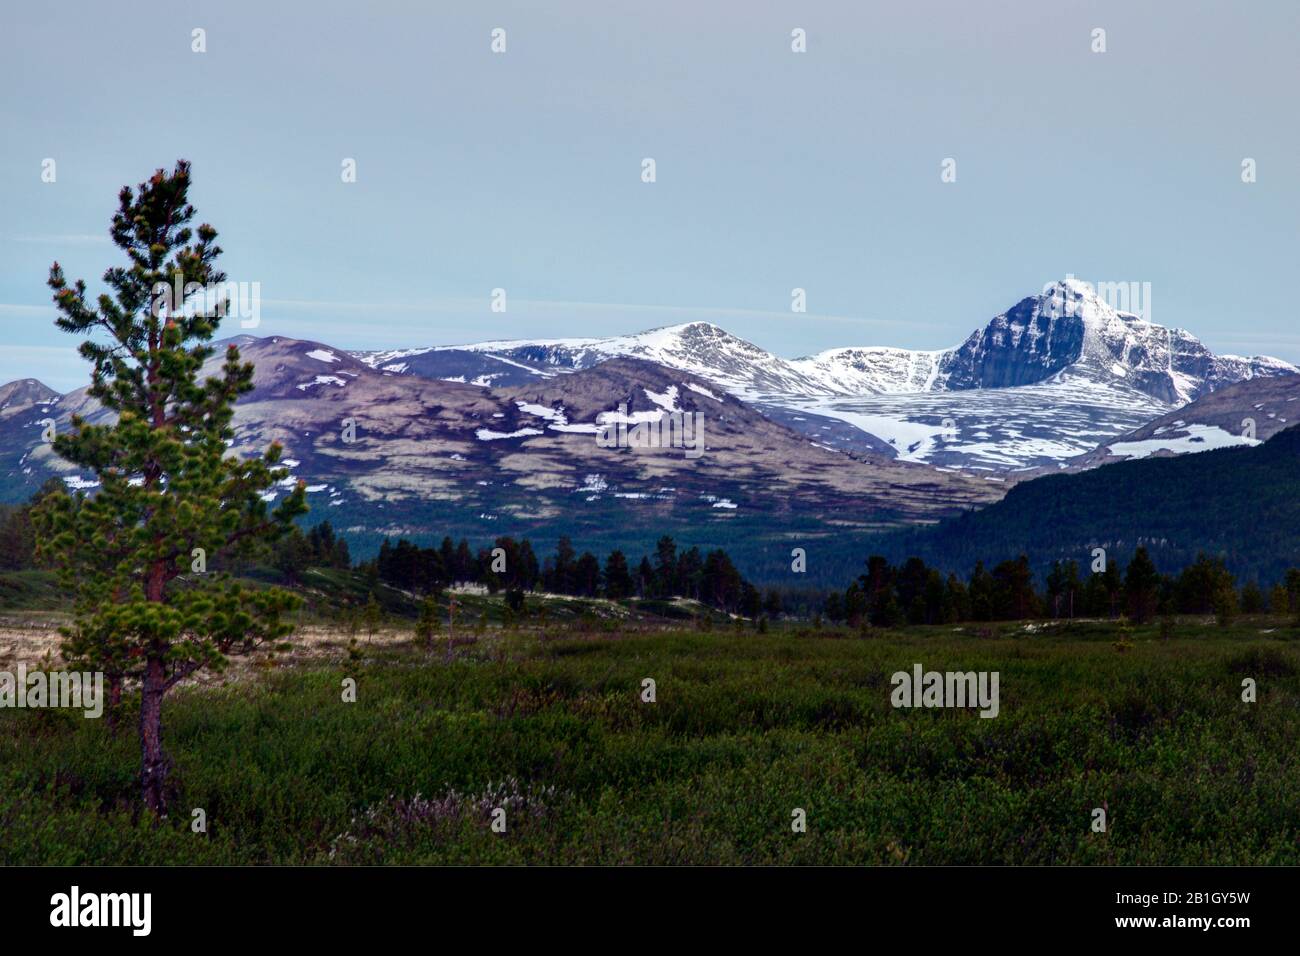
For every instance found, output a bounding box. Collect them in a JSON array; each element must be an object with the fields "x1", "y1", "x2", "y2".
[
  {"x1": 475, "y1": 427, "x2": 543, "y2": 440},
  {"x1": 1107, "y1": 424, "x2": 1260, "y2": 461},
  {"x1": 297, "y1": 375, "x2": 347, "y2": 390},
  {"x1": 685, "y1": 382, "x2": 719, "y2": 401},
  {"x1": 644, "y1": 385, "x2": 680, "y2": 412}
]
